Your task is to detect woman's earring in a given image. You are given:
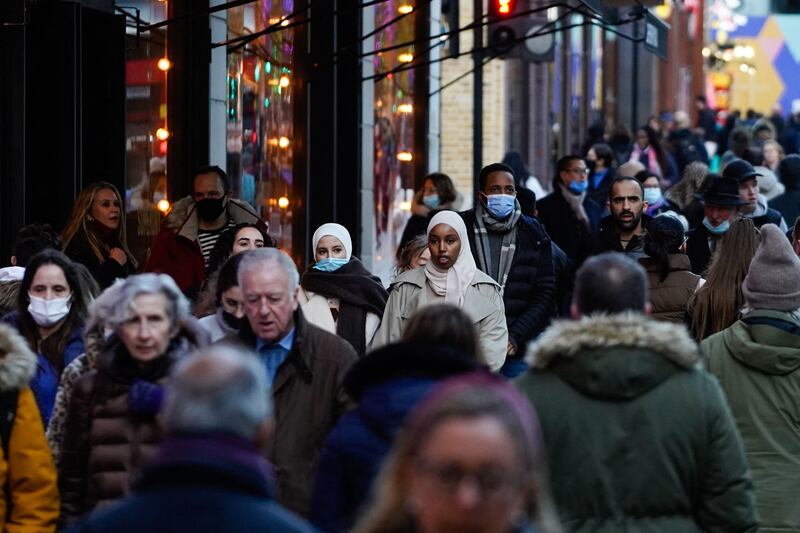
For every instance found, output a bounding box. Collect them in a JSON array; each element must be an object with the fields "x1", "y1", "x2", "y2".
[{"x1": 86, "y1": 215, "x2": 94, "y2": 222}]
